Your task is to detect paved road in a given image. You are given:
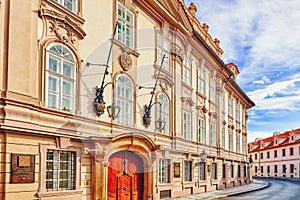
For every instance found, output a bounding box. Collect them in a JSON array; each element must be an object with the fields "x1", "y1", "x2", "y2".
[{"x1": 220, "y1": 178, "x2": 300, "y2": 200}]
